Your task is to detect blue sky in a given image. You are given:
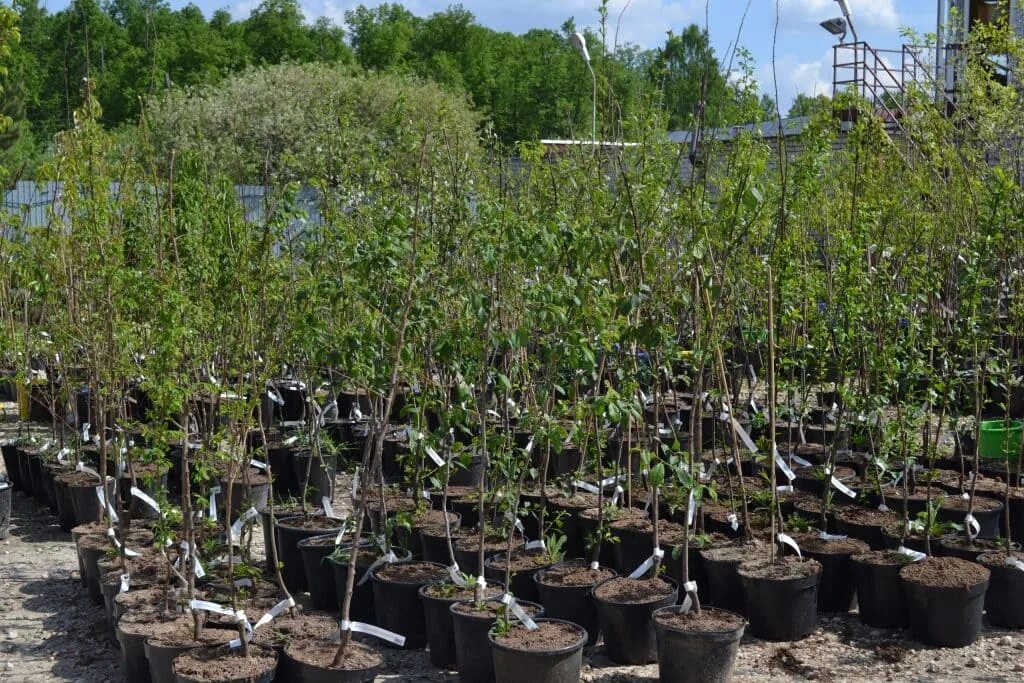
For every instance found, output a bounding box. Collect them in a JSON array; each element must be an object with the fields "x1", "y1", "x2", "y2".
[{"x1": 47, "y1": 0, "x2": 941, "y2": 109}]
